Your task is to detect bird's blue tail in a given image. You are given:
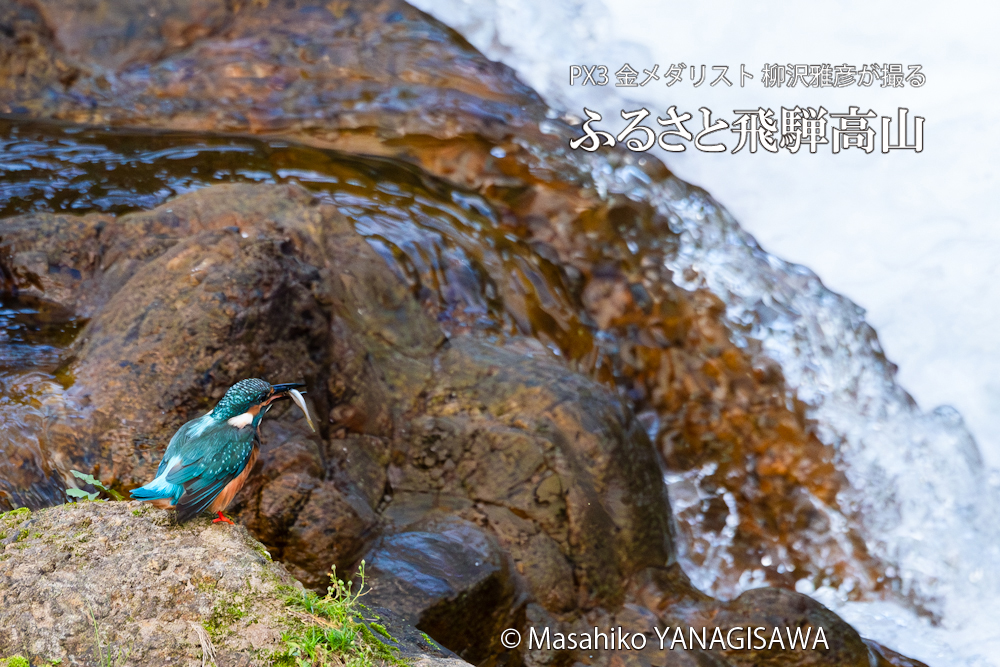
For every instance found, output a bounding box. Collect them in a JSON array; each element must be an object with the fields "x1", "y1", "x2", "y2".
[{"x1": 130, "y1": 481, "x2": 183, "y2": 504}]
